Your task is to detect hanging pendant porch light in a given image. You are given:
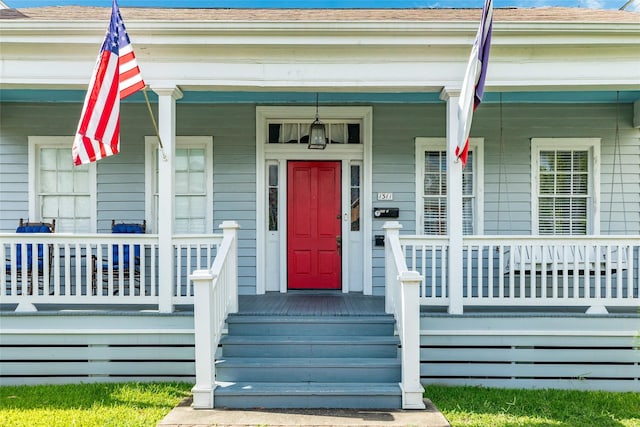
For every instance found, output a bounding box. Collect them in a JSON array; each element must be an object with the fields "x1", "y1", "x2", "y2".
[{"x1": 308, "y1": 93, "x2": 327, "y2": 150}]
